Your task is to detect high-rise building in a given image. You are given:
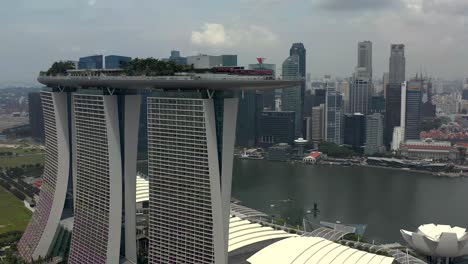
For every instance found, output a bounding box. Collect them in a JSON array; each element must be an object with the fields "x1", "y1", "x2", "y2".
[
  {"x1": 282, "y1": 55, "x2": 302, "y2": 136},
  {"x1": 350, "y1": 78, "x2": 371, "y2": 115},
  {"x1": 325, "y1": 87, "x2": 344, "y2": 145},
  {"x1": 303, "y1": 89, "x2": 314, "y2": 117},
  {"x1": 29, "y1": 71, "x2": 297, "y2": 264},
  {"x1": 67, "y1": 92, "x2": 141, "y2": 264},
  {"x1": 248, "y1": 60, "x2": 276, "y2": 110},
  {"x1": 78, "y1": 55, "x2": 103, "y2": 69},
  {"x1": 28, "y1": 92, "x2": 44, "y2": 141},
  {"x1": 289, "y1": 43, "x2": 306, "y2": 135},
  {"x1": 18, "y1": 92, "x2": 72, "y2": 261},
  {"x1": 147, "y1": 93, "x2": 238, "y2": 264},
  {"x1": 289, "y1": 43, "x2": 306, "y2": 78},
  {"x1": 385, "y1": 84, "x2": 403, "y2": 147},
  {"x1": 312, "y1": 88, "x2": 326, "y2": 107},
  {"x1": 389, "y1": 44, "x2": 406, "y2": 84},
  {"x1": 357, "y1": 41, "x2": 372, "y2": 79},
  {"x1": 344, "y1": 113, "x2": 365, "y2": 153},
  {"x1": 383, "y1": 72, "x2": 389, "y2": 98},
  {"x1": 105, "y1": 55, "x2": 132, "y2": 69},
  {"x1": 236, "y1": 91, "x2": 263, "y2": 147},
  {"x1": 370, "y1": 95, "x2": 385, "y2": 114},
  {"x1": 405, "y1": 80, "x2": 423, "y2": 140},
  {"x1": 341, "y1": 81, "x2": 351, "y2": 113},
  {"x1": 311, "y1": 104, "x2": 325, "y2": 146},
  {"x1": 257, "y1": 111, "x2": 295, "y2": 146},
  {"x1": 364, "y1": 113, "x2": 385, "y2": 155},
  {"x1": 350, "y1": 41, "x2": 372, "y2": 115}
]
